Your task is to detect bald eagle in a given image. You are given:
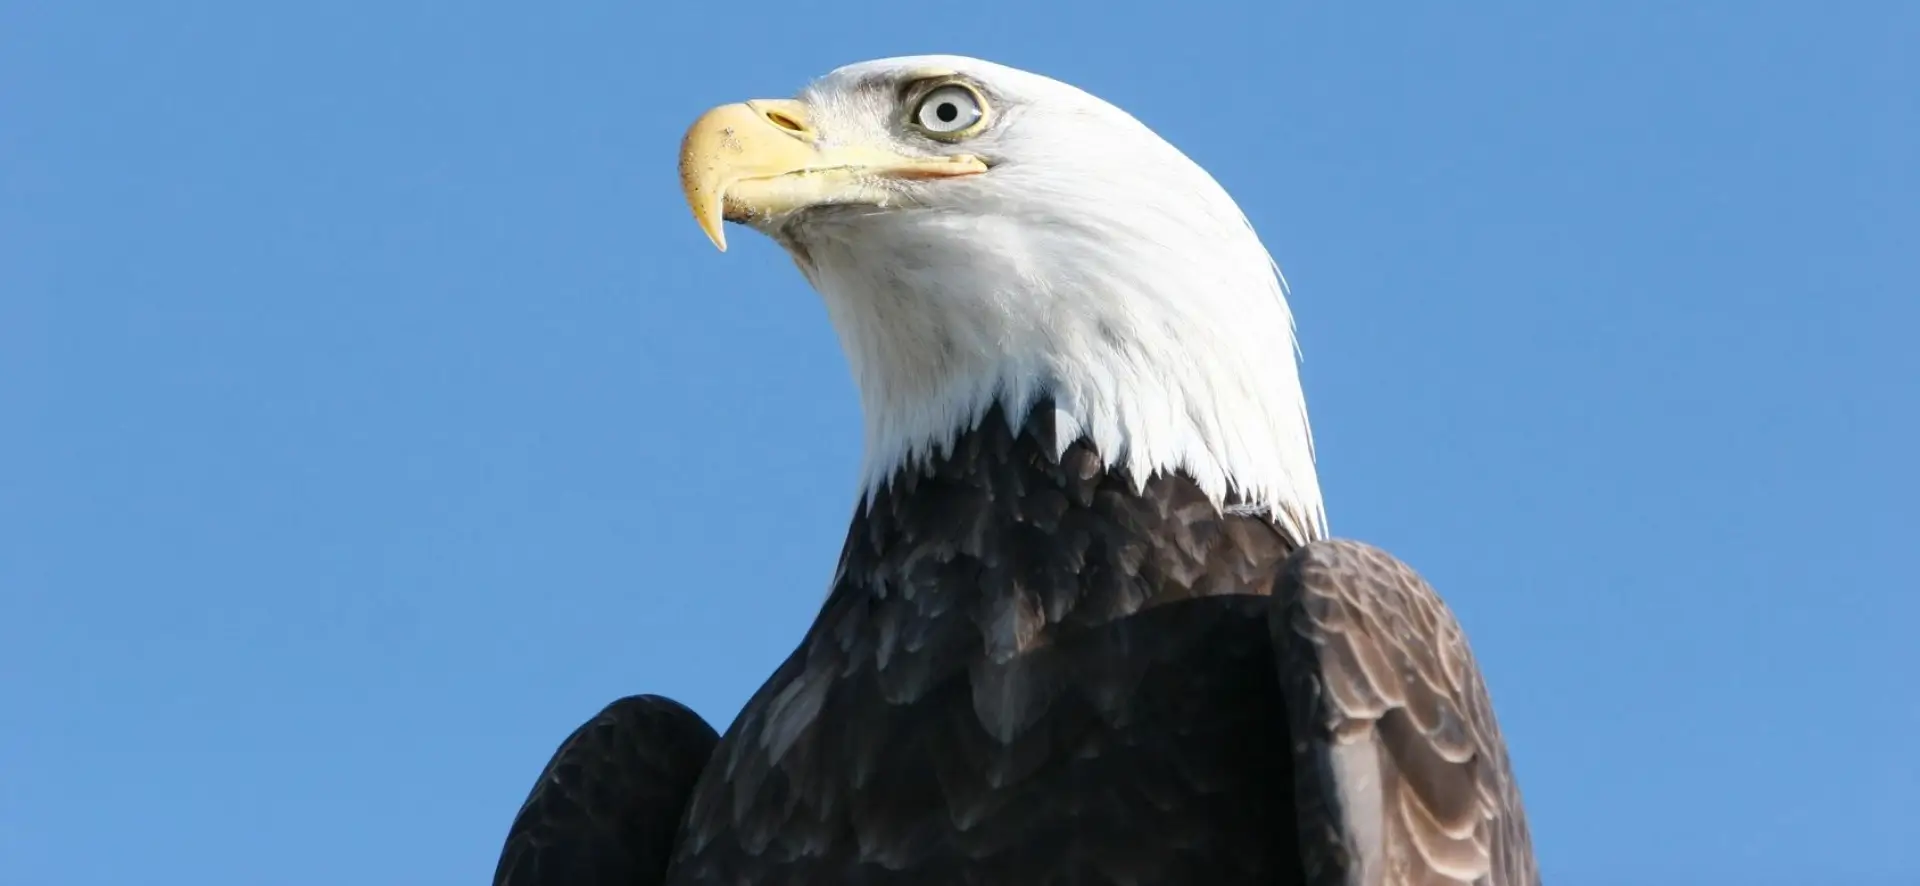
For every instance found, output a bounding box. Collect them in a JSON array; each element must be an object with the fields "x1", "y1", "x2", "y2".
[{"x1": 492, "y1": 56, "x2": 1538, "y2": 886}]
